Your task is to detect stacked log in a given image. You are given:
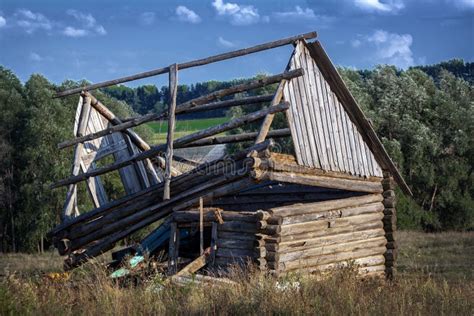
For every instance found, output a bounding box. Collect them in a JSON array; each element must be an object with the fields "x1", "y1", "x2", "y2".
[
  {"x1": 261, "y1": 194, "x2": 387, "y2": 276},
  {"x1": 48, "y1": 141, "x2": 272, "y2": 269},
  {"x1": 213, "y1": 210, "x2": 271, "y2": 270},
  {"x1": 382, "y1": 172, "x2": 397, "y2": 279}
]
